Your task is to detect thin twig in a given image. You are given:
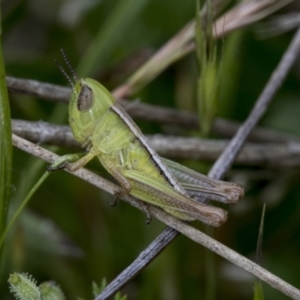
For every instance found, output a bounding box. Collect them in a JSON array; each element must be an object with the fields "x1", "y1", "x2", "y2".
[
  {"x1": 154, "y1": 209, "x2": 300, "y2": 300},
  {"x1": 11, "y1": 119, "x2": 300, "y2": 168},
  {"x1": 12, "y1": 134, "x2": 300, "y2": 300},
  {"x1": 6, "y1": 76, "x2": 70, "y2": 103},
  {"x1": 257, "y1": 12, "x2": 300, "y2": 38},
  {"x1": 209, "y1": 24, "x2": 300, "y2": 178},
  {"x1": 7, "y1": 77, "x2": 297, "y2": 143},
  {"x1": 96, "y1": 26, "x2": 300, "y2": 299}
]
